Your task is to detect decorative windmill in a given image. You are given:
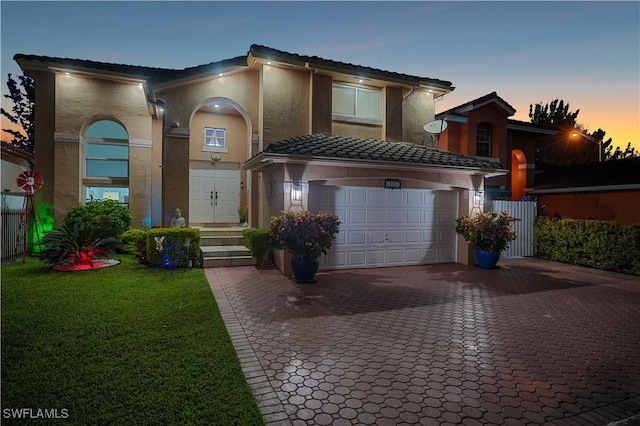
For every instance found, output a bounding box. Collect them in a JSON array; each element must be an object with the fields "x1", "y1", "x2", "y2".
[{"x1": 16, "y1": 170, "x2": 45, "y2": 262}]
